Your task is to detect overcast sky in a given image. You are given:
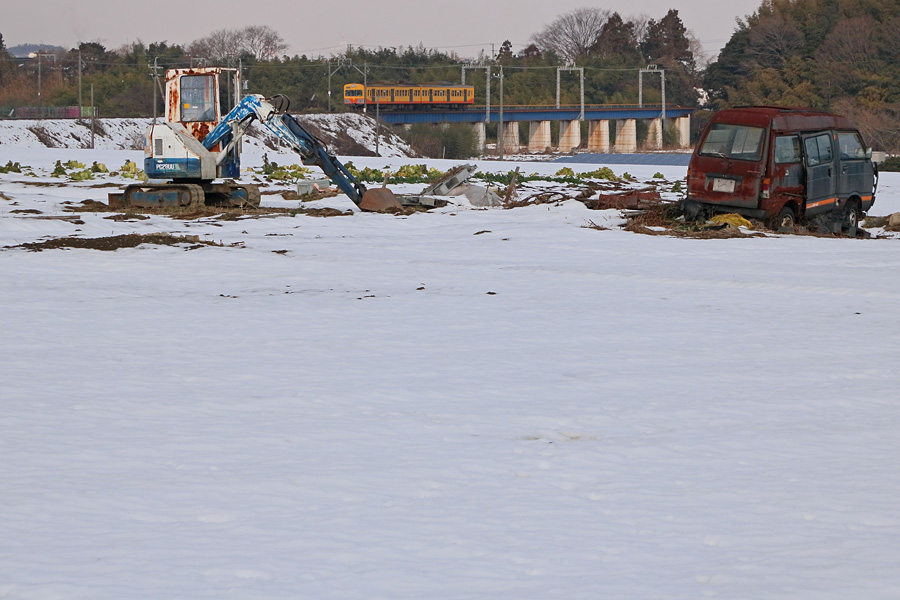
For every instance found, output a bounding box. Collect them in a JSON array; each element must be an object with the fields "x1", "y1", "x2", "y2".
[{"x1": 4, "y1": 0, "x2": 762, "y2": 60}]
